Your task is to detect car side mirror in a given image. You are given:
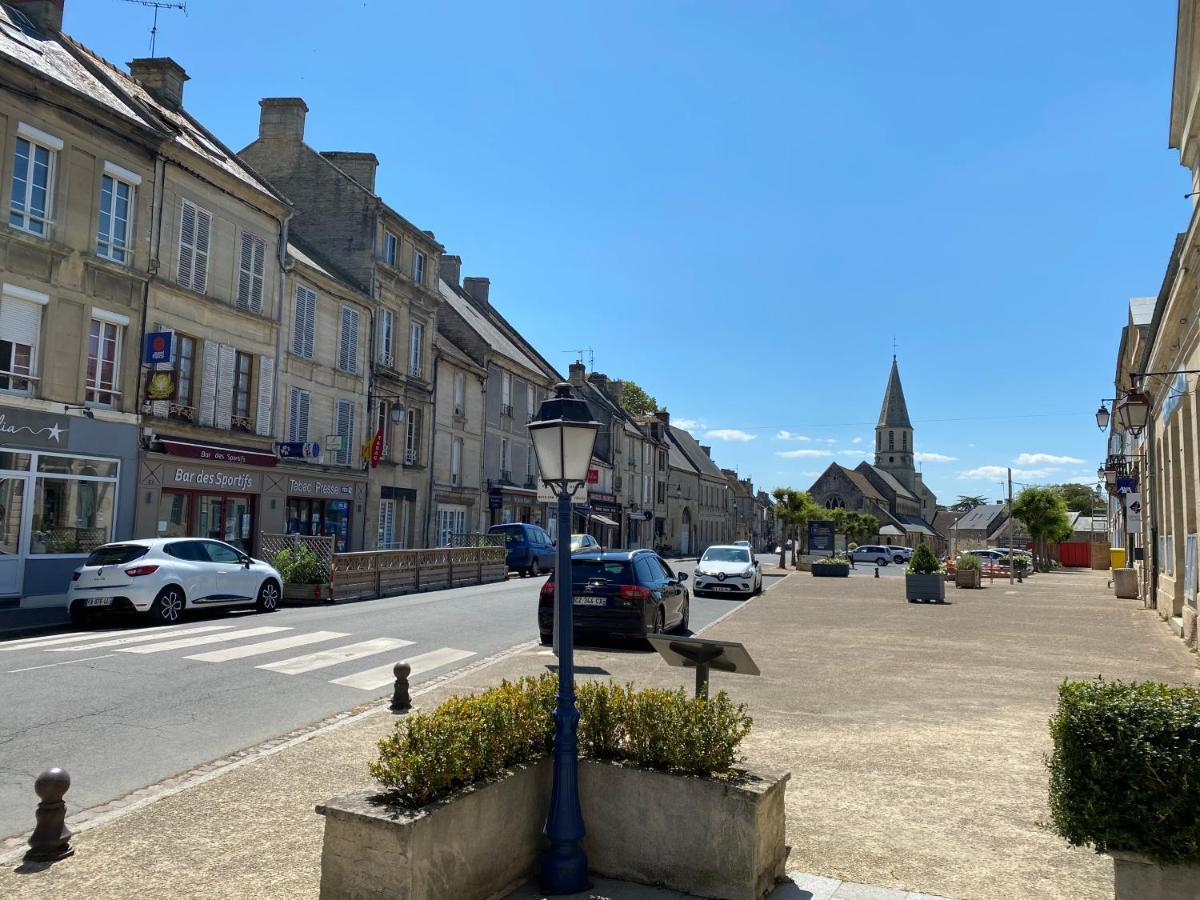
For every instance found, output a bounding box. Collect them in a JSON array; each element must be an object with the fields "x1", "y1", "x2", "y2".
[
  {"x1": 241, "y1": 555, "x2": 251, "y2": 568},
  {"x1": 678, "y1": 572, "x2": 688, "y2": 582}
]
